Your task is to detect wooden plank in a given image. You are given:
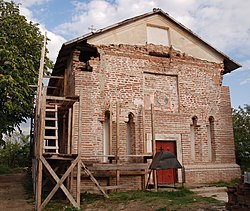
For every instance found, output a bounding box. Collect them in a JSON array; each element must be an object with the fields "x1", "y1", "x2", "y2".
[
  {"x1": 35, "y1": 32, "x2": 46, "y2": 119},
  {"x1": 64, "y1": 68, "x2": 67, "y2": 96},
  {"x1": 43, "y1": 75, "x2": 64, "y2": 79},
  {"x1": 44, "y1": 126, "x2": 58, "y2": 130},
  {"x1": 44, "y1": 136, "x2": 58, "y2": 139},
  {"x1": 71, "y1": 105, "x2": 75, "y2": 154},
  {"x1": 116, "y1": 101, "x2": 120, "y2": 188},
  {"x1": 77, "y1": 161, "x2": 81, "y2": 206},
  {"x1": 40, "y1": 156, "x2": 80, "y2": 210},
  {"x1": 78, "y1": 90, "x2": 83, "y2": 154},
  {"x1": 82, "y1": 185, "x2": 125, "y2": 192},
  {"x1": 45, "y1": 117, "x2": 57, "y2": 121},
  {"x1": 151, "y1": 104, "x2": 157, "y2": 192},
  {"x1": 67, "y1": 108, "x2": 72, "y2": 154},
  {"x1": 36, "y1": 159, "x2": 43, "y2": 211},
  {"x1": 81, "y1": 161, "x2": 109, "y2": 198},
  {"x1": 76, "y1": 90, "x2": 83, "y2": 206},
  {"x1": 109, "y1": 102, "x2": 113, "y2": 155},
  {"x1": 142, "y1": 105, "x2": 146, "y2": 154},
  {"x1": 45, "y1": 108, "x2": 57, "y2": 112},
  {"x1": 46, "y1": 96, "x2": 78, "y2": 102},
  {"x1": 116, "y1": 100, "x2": 120, "y2": 161},
  {"x1": 91, "y1": 163, "x2": 149, "y2": 171},
  {"x1": 40, "y1": 87, "x2": 47, "y2": 155}
]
